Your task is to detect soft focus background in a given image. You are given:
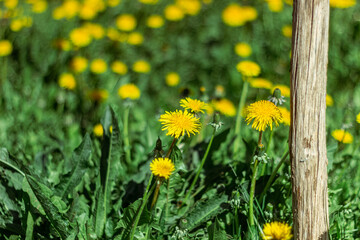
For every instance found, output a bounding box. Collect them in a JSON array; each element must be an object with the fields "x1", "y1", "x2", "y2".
[{"x1": 0, "y1": 0, "x2": 360, "y2": 239}]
